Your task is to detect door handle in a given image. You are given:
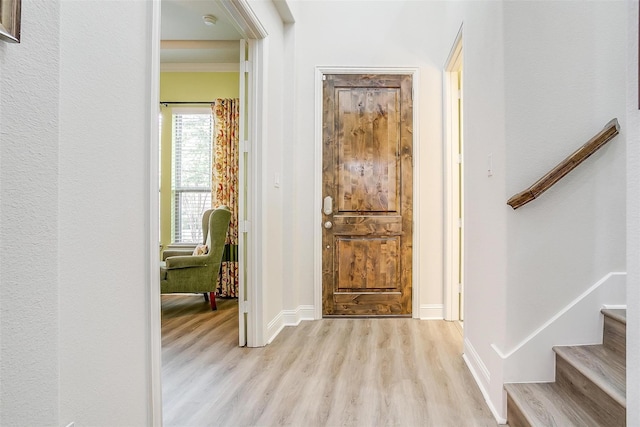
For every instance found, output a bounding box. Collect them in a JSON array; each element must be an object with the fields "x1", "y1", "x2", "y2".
[
  {"x1": 324, "y1": 221, "x2": 333, "y2": 229},
  {"x1": 323, "y1": 196, "x2": 333, "y2": 215}
]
